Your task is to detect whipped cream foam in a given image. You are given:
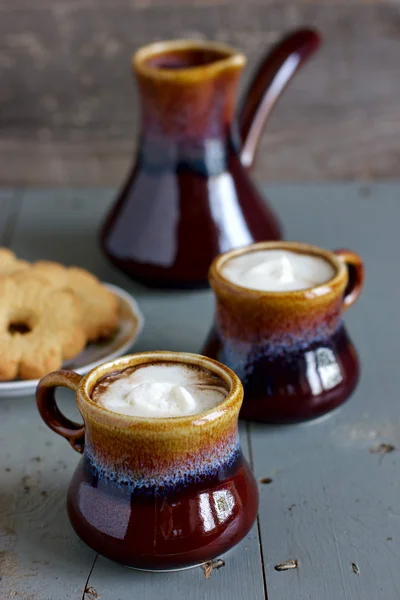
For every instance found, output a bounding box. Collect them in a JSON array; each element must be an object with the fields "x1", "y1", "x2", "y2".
[
  {"x1": 221, "y1": 249, "x2": 335, "y2": 292},
  {"x1": 91, "y1": 363, "x2": 228, "y2": 418}
]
